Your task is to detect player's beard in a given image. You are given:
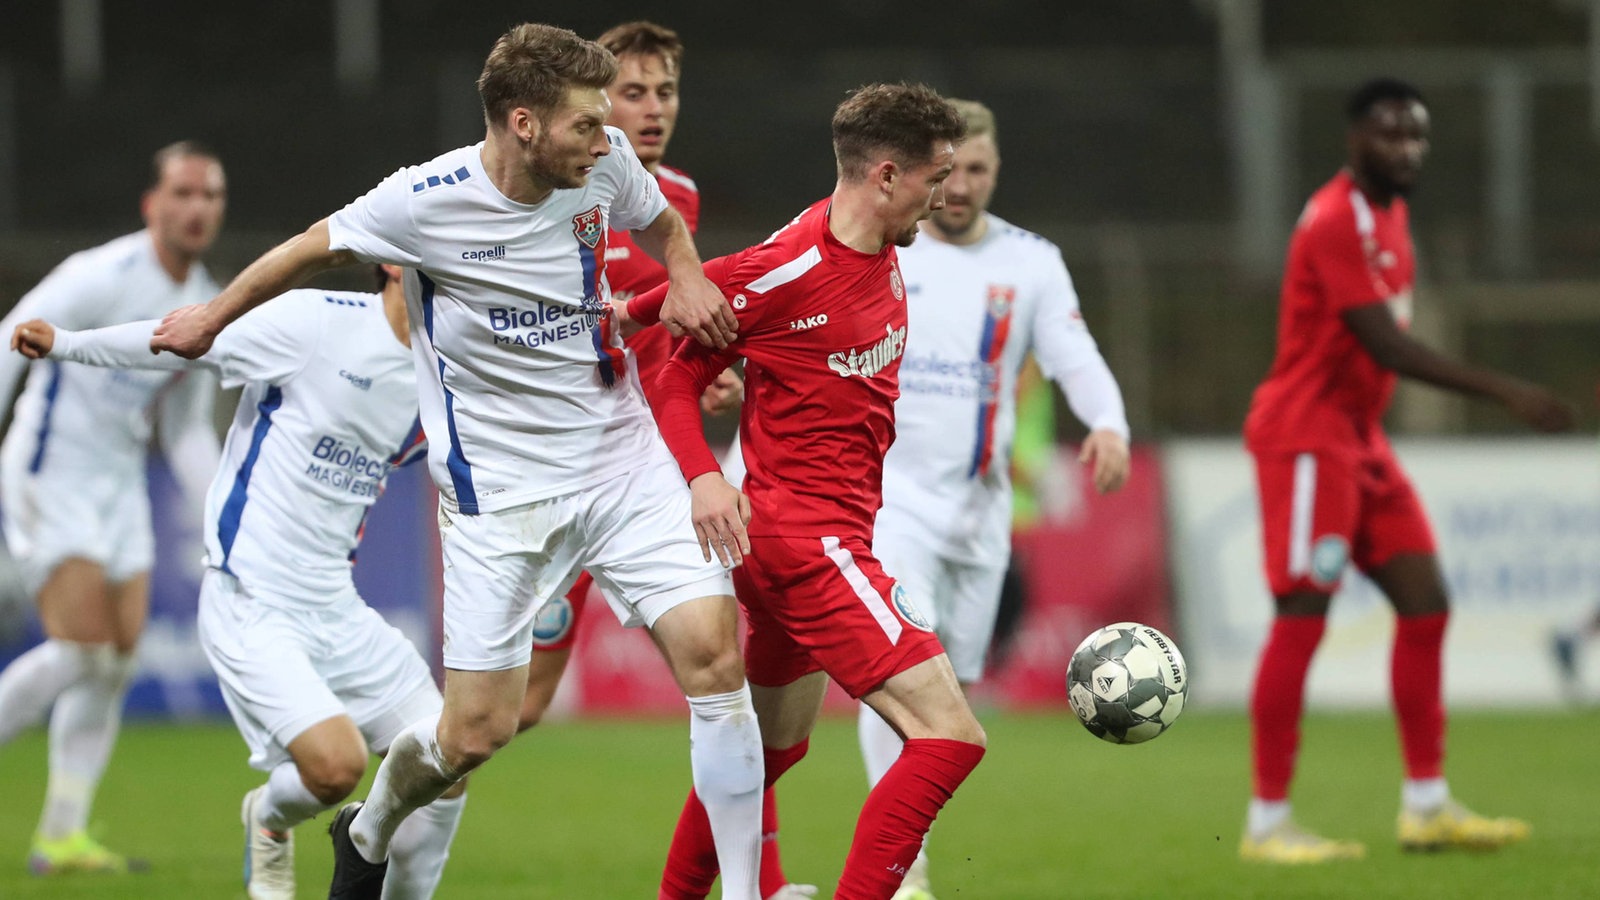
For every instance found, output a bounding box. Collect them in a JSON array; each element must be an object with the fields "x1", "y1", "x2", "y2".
[
  {"x1": 529, "y1": 132, "x2": 589, "y2": 191},
  {"x1": 893, "y1": 224, "x2": 921, "y2": 248}
]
